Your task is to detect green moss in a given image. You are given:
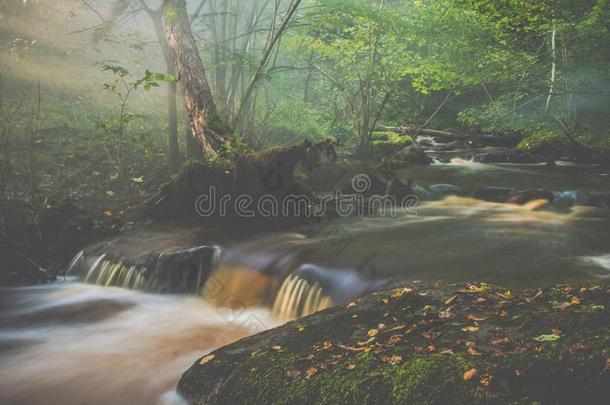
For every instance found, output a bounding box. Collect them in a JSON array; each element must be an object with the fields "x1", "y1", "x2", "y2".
[
  {"x1": 209, "y1": 114, "x2": 234, "y2": 136},
  {"x1": 516, "y1": 130, "x2": 567, "y2": 156},
  {"x1": 180, "y1": 283, "x2": 610, "y2": 405},
  {"x1": 370, "y1": 131, "x2": 413, "y2": 156}
]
